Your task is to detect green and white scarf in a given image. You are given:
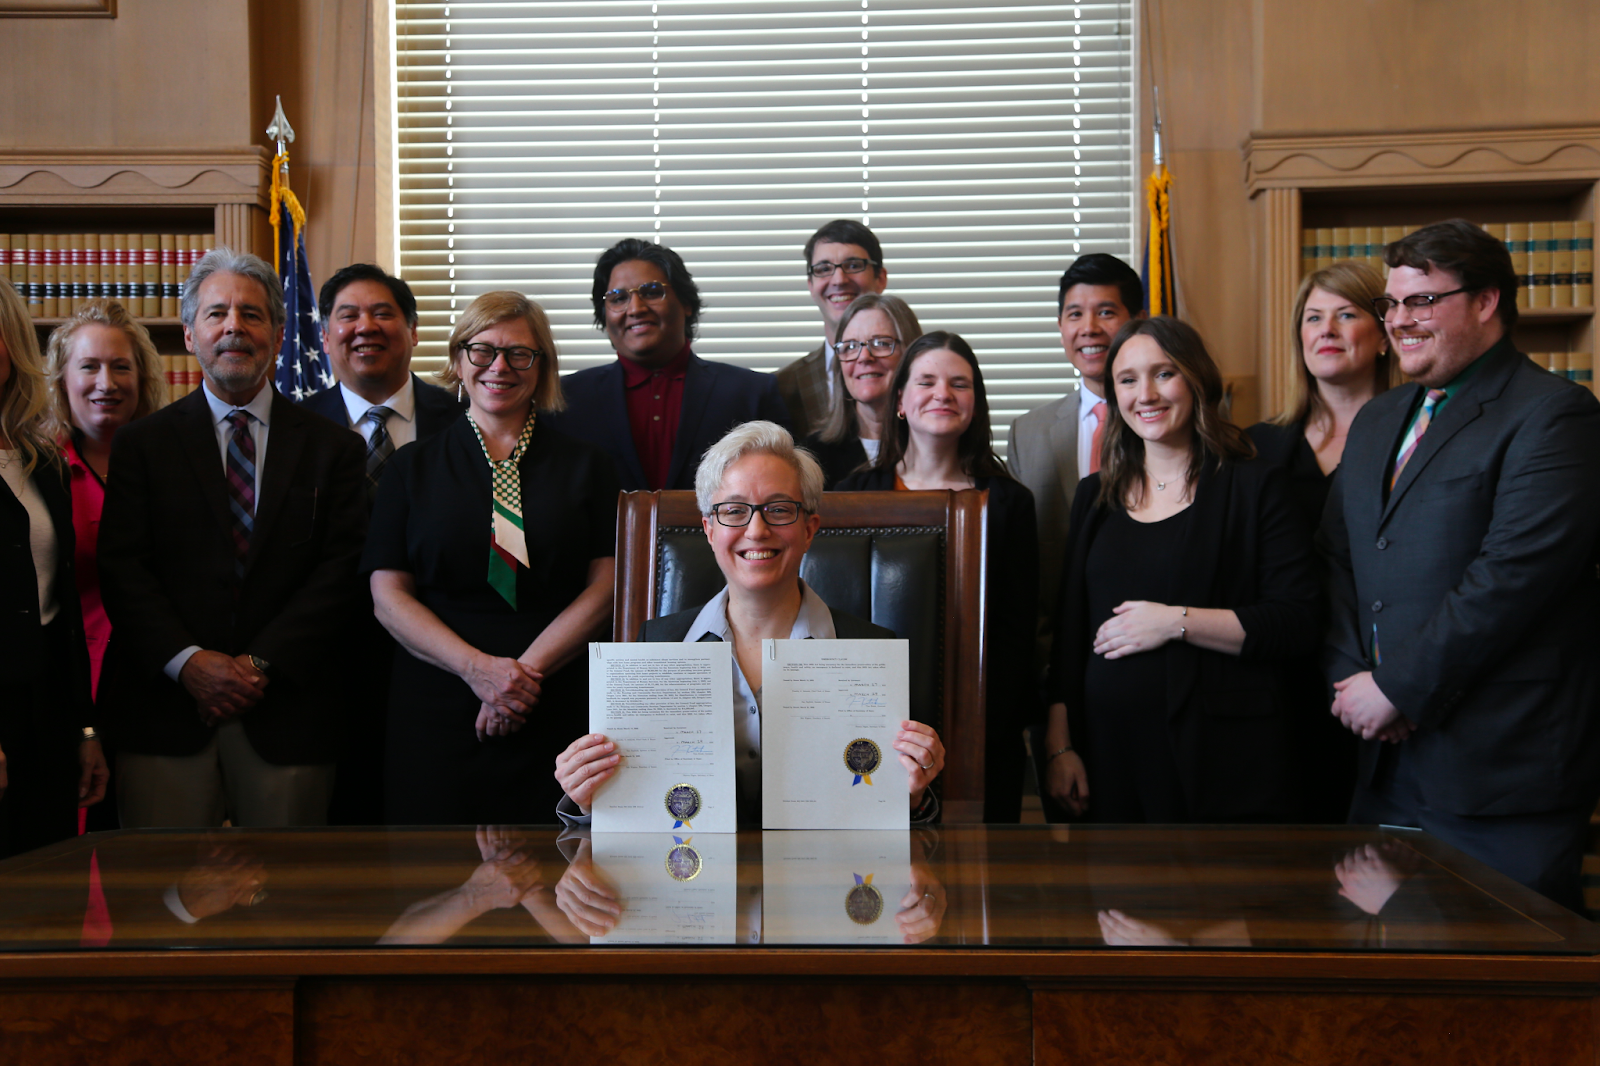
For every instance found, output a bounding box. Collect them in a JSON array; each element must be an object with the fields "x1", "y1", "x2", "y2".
[{"x1": 468, "y1": 412, "x2": 536, "y2": 608}]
